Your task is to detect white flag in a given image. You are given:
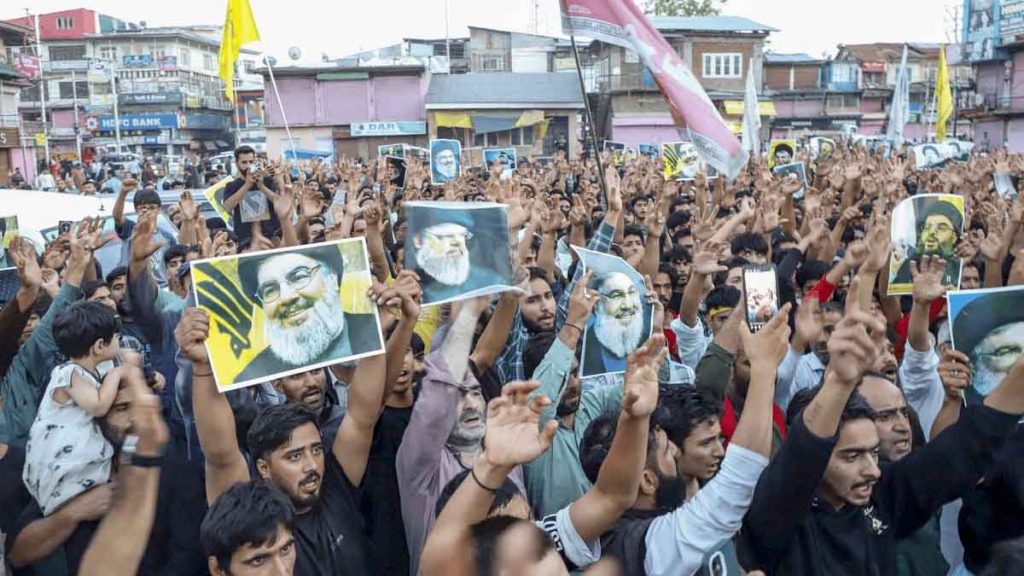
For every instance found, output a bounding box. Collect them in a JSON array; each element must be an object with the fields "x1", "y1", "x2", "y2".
[
  {"x1": 741, "y1": 69, "x2": 761, "y2": 157},
  {"x1": 886, "y1": 44, "x2": 910, "y2": 148}
]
